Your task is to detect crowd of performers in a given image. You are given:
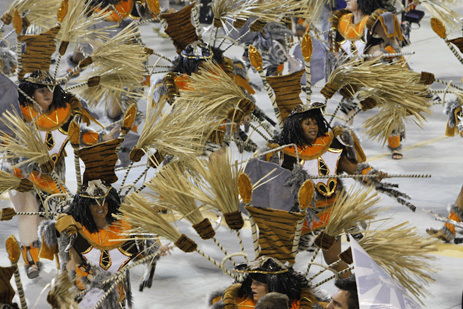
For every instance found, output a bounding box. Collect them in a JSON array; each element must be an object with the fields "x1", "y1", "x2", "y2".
[{"x1": 0, "y1": 0, "x2": 462, "y2": 308}]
